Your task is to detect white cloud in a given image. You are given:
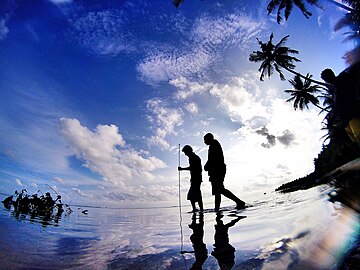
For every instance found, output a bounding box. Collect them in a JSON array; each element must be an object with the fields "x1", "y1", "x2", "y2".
[
  {"x1": 171, "y1": 77, "x2": 213, "y2": 100},
  {"x1": 0, "y1": 19, "x2": 9, "y2": 40},
  {"x1": 191, "y1": 13, "x2": 264, "y2": 48},
  {"x1": 137, "y1": 48, "x2": 214, "y2": 85},
  {"x1": 185, "y1": 102, "x2": 199, "y2": 114},
  {"x1": 30, "y1": 182, "x2": 39, "y2": 188},
  {"x1": 15, "y1": 178, "x2": 22, "y2": 186},
  {"x1": 68, "y1": 10, "x2": 135, "y2": 56},
  {"x1": 53, "y1": 177, "x2": 65, "y2": 184},
  {"x1": 137, "y1": 13, "x2": 264, "y2": 84},
  {"x1": 59, "y1": 118, "x2": 167, "y2": 187},
  {"x1": 72, "y1": 187, "x2": 90, "y2": 198},
  {"x1": 49, "y1": 0, "x2": 72, "y2": 3},
  {"x1": 146, "y1": 98, "x2": 184, "y2": 149}
]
